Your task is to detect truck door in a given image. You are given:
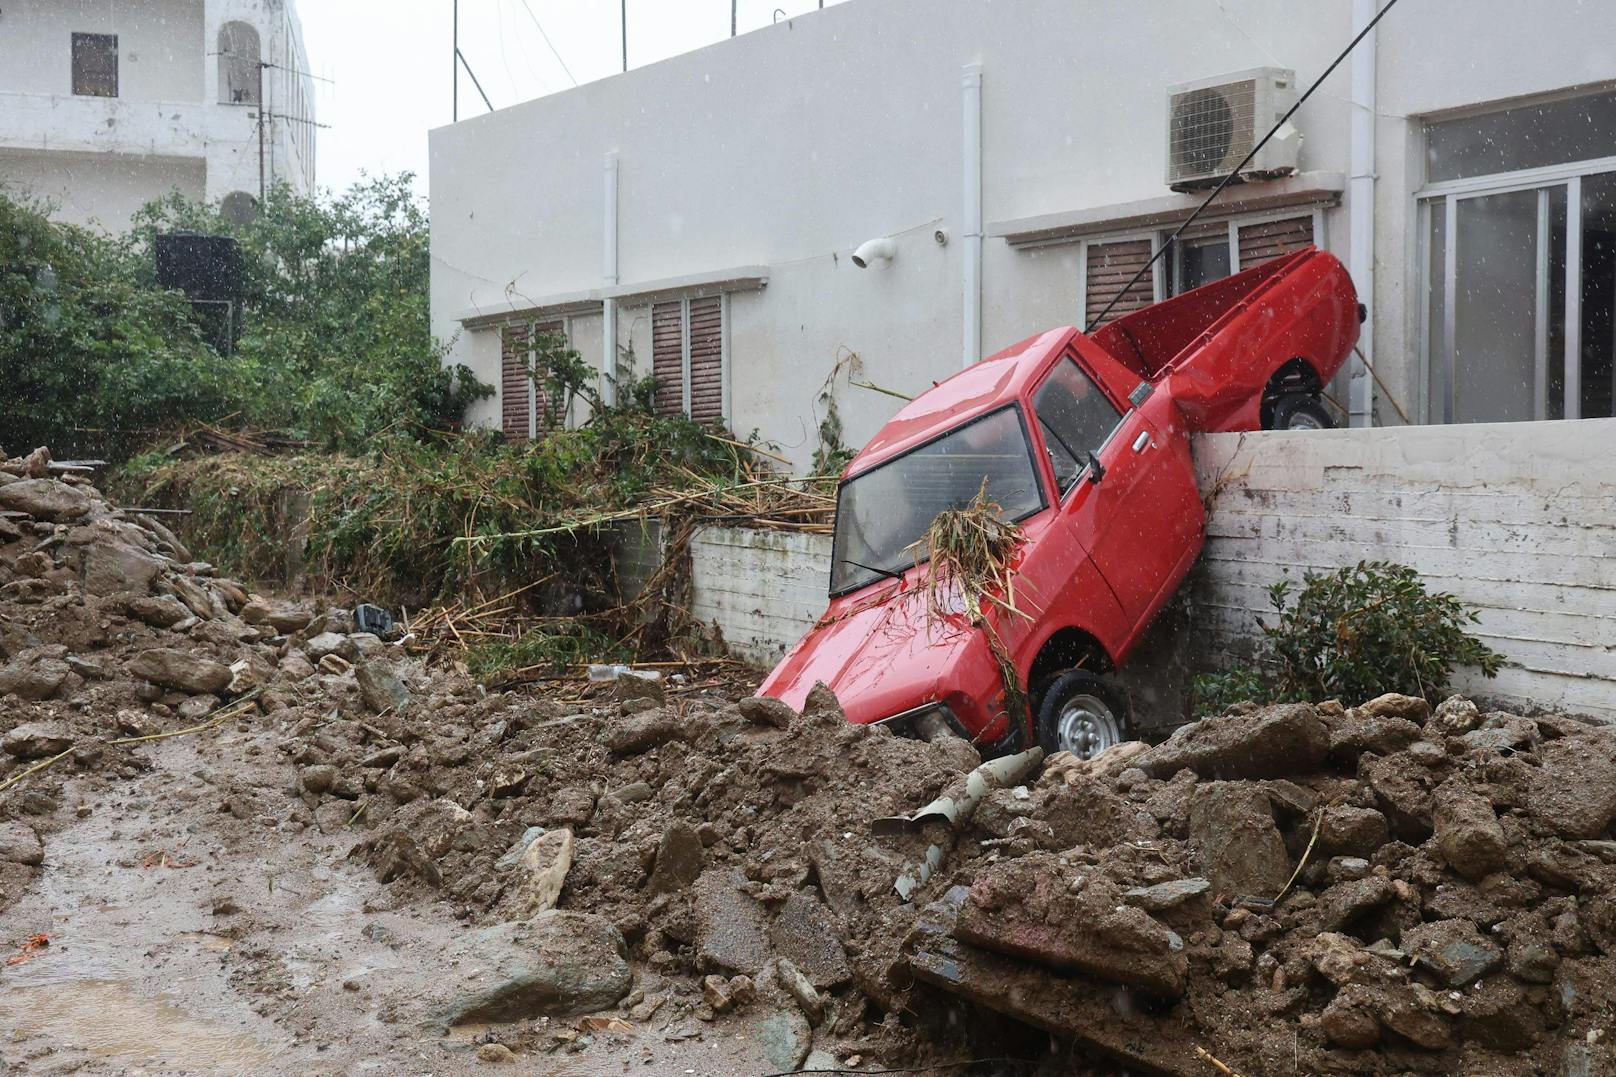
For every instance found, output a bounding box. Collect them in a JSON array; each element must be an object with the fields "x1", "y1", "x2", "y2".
[{"x1": 1031, "y1": 353, "x2": 1203, "y2": 630}]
